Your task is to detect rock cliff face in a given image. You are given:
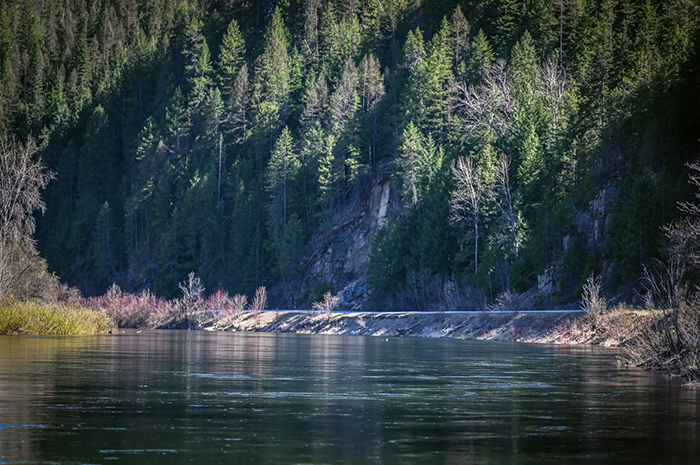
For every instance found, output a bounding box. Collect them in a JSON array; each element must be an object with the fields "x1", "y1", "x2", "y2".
[
  {"x1": 287, "y1": 171, "x2": 623, "y2": 310},
  {"x1": 292, "y1": 179, "x2": 391, "y2": 310},
  {"x1": 576, "y1": 180, "x2": 621, "y2": 255},
  {"x1": 537, "y1": 178, "x2": 622, "y2": 303}
]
